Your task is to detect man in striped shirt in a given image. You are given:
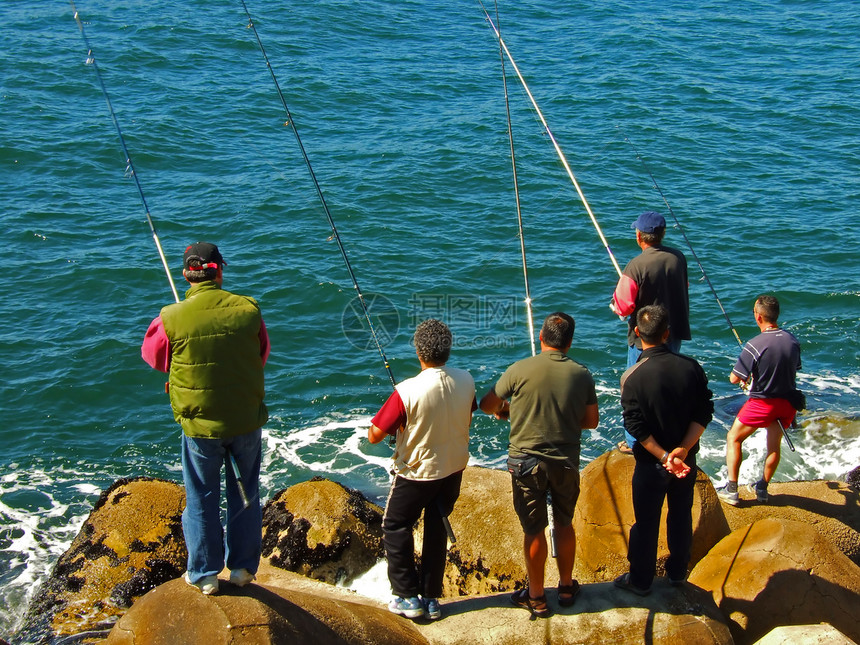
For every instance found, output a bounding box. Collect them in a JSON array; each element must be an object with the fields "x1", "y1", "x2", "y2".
[{"x1": 718, "y1": 295, "x2": 802, "y2": 505}]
